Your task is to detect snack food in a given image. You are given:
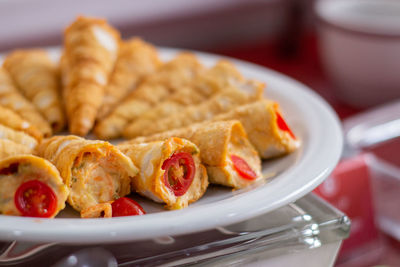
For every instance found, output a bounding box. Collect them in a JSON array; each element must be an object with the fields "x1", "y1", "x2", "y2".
[
  {"x1": 118, "y1": 137, "x2": 208, "y2": 209},
  {"x1": 35, "y1": 135, "x2": 138, "y2": 216},
  {"x1": 97, "y1": 38, "x2": 161, "y2": 119},
  {"x1": 212, "y1": 100, "x2": 300, "y2": 158},
  {"x1": 122, "y1": 120, "x2": 262, "y2": 189},
  {"x1": 0, "y1": 139, "x2": 33, "y2": 159},
  {"x1": 123, "y1": 86, "x2": 263, "y2": 138},
  {"x1": 0, "y1": 155, "x2": 68, "y2": 217},
  {"x1": 126, "y1": 60, "x2": 250, "y2": 125},
  {"x1": 0, "y1": 68, "x2": 52, "y2": 137},
  {"x1": 94, "y1": 53, "x2": 204, "y2": 139},
  {"x1": 62, "y1": 16, "x2": 120, "y2": 136},
  {"x1": 3, "y1": 49, "x2": 65, "y2": 132},
  {"x1": 0, "y1": 124, "x2": 38, "y2": 149},
  {"x1": 0, "y1": 105, "x2": 42, "y2": 140}
]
